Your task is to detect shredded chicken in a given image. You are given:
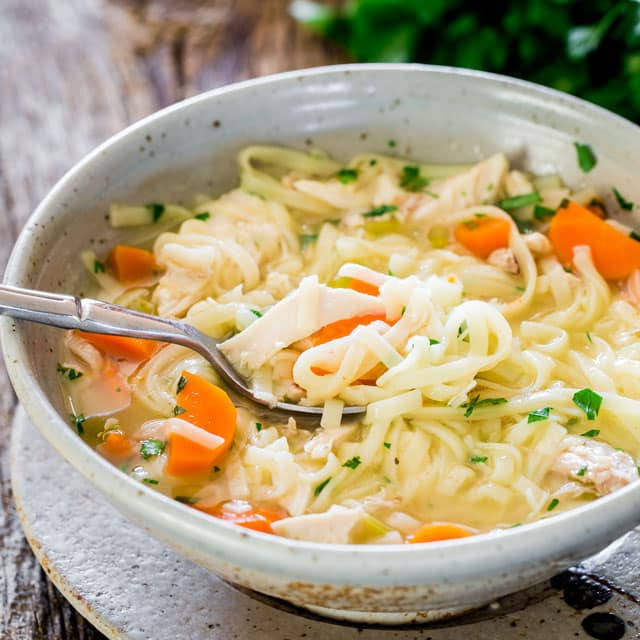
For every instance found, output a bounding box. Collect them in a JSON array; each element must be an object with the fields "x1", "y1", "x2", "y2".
[
  {"x1": 487, "y1": 248, "x2": 519, "y2": 274},
  {"x1": 550, "y1": 436, "x2": 638, "y2": 496}
]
